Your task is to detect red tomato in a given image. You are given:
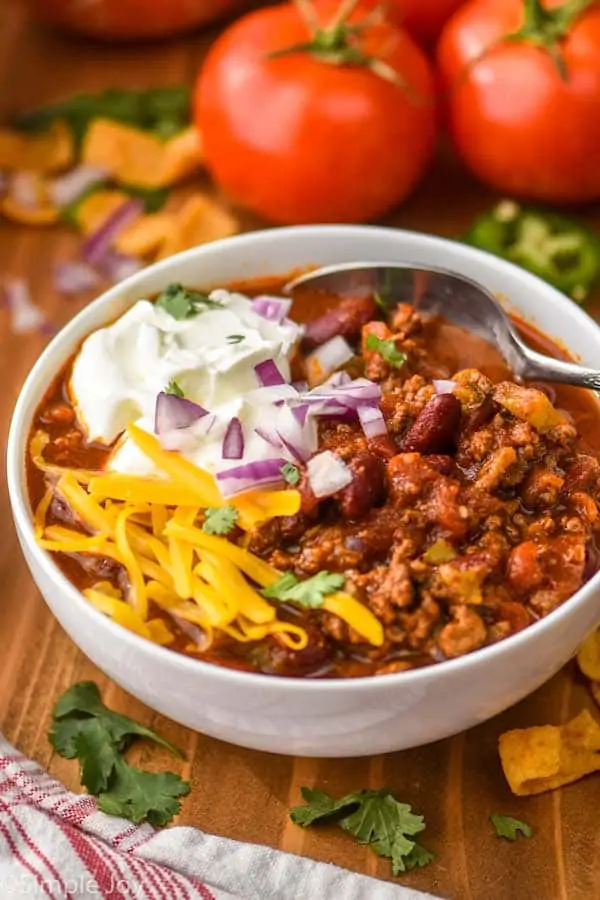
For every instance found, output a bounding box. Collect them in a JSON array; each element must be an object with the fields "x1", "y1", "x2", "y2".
[
  {"x1": 397, "y1": 0, "x2": 466, "y2": 45},
  {"x1": 194, "y1": 2, "x2": 437, "y2": 224},
  {"x1": 438, "y1": 0, "x2": 600, "y2": 203},
  {"x1": 27, "y1": 0, "x2": 241, "y2": 40}
]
